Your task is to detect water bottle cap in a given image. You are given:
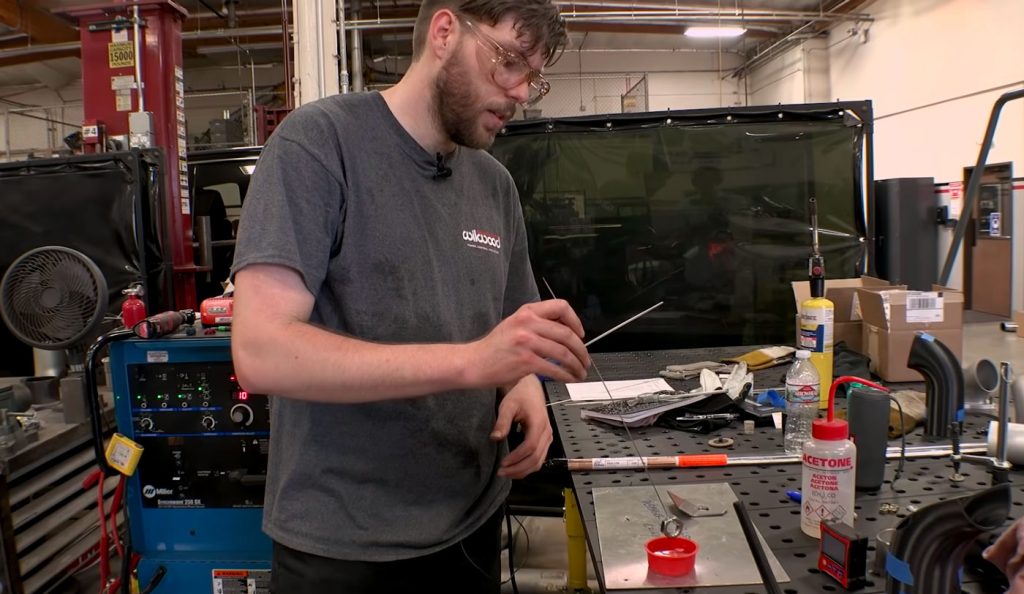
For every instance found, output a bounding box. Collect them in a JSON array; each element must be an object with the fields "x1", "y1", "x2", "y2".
[
  {"x1": 812, "y1": 418, "x2": 848, "y2": 440},
  {"x1": 795, "y1": 350, "x2": 811, "y2": 360}
]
